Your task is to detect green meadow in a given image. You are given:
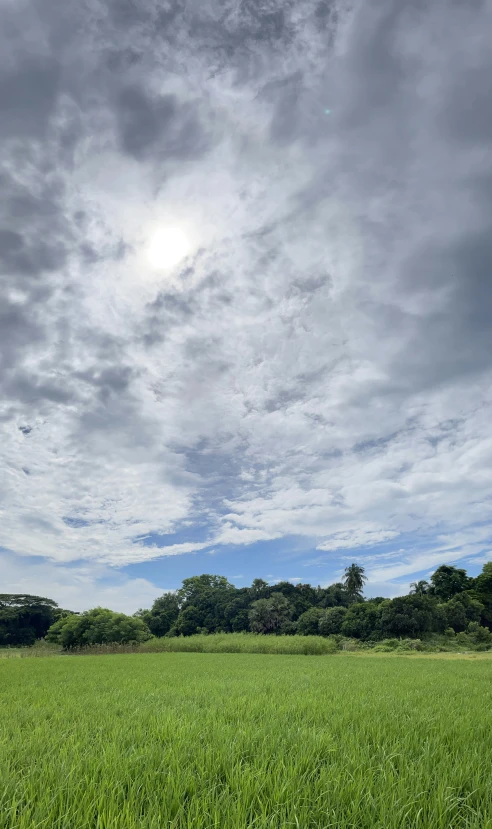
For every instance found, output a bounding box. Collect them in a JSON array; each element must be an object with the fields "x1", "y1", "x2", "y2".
[{"x1": 1, "y1": 653, "x2": 491, "y2": 828}]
